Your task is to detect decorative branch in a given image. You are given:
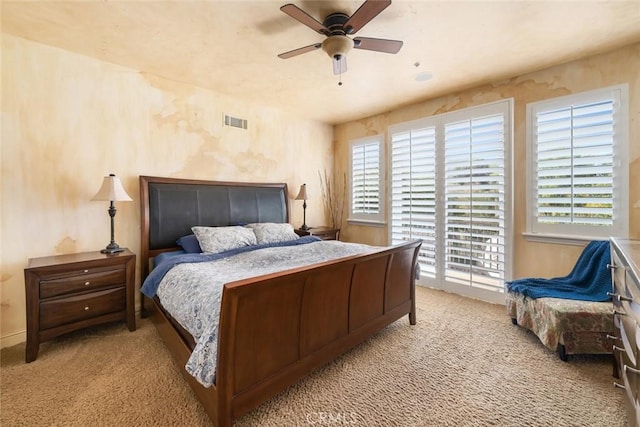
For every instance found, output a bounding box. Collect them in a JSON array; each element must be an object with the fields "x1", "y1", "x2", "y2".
[{"x1": 319, "y1": 169, "x2": 346, "y2": 229}]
